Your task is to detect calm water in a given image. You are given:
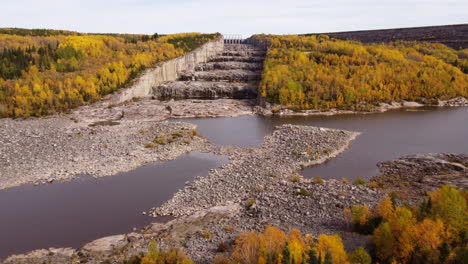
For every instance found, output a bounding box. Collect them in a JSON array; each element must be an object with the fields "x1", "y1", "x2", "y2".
[
  {"x1": 177, "y1": 107, "x2": 468, "y2": 180},
  {"x1": 0, "y1": 152, "x2": 227, "y2": 258},
  {"x1": 2, "y1": 107, "x2": 467, "y2": 259}
]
